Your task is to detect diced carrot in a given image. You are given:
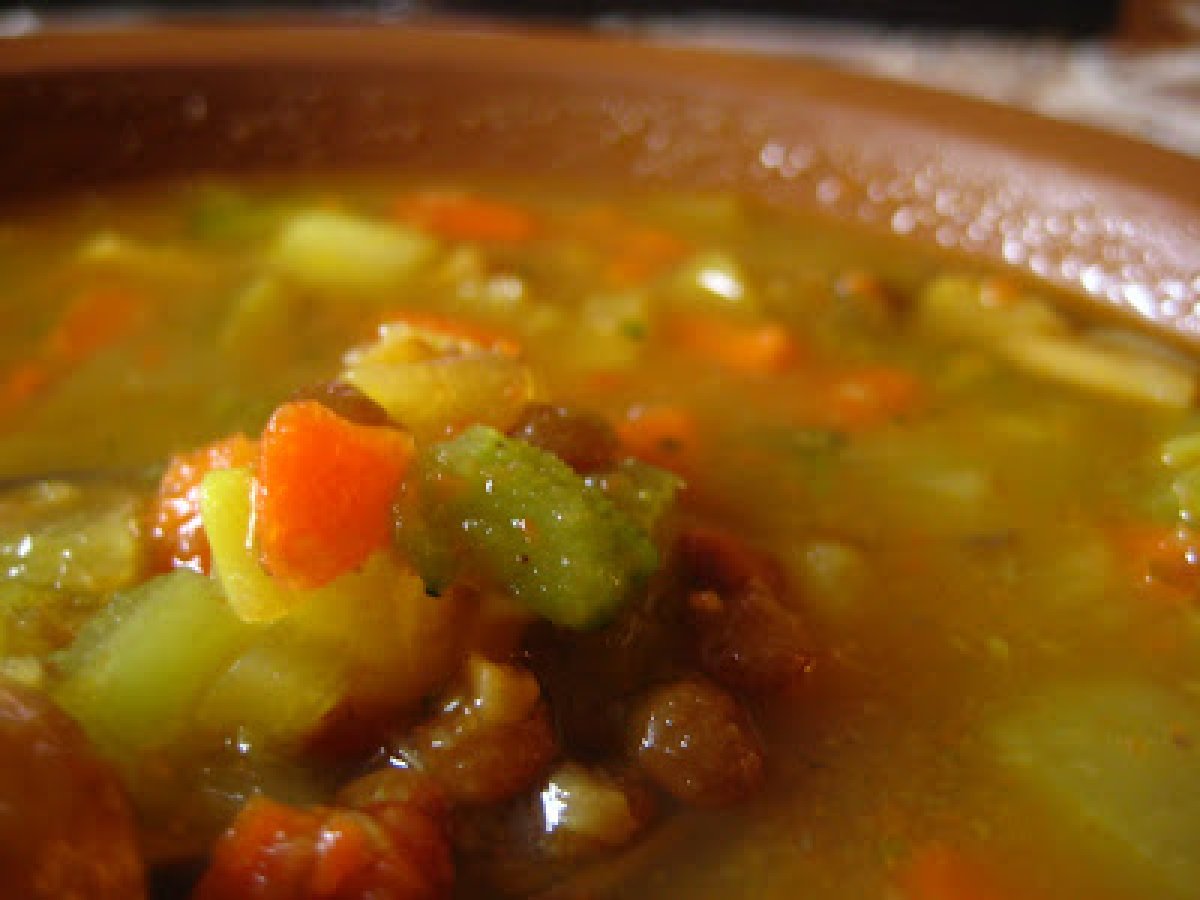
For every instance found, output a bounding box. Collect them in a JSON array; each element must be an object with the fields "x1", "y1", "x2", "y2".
[
  {"x1": 44, "y1": 289, "x2": 145, "y2": 363},
  {"x1": 256, "y1": 400, "x2": 416, "y2": 589},
  {"x1": 605, "y1": 227, "x2": 692, "y2": 286},
  {"x1": 0, "y1": 288, "x2": 147, "y2": 419},
  {"x1": 897, "y1": 844, "x2": 1019, "y2": 900},
  {"x1": 393, "y1": 190, "x2": 537, "y2": 243},
  {"x1": 815, "y1": 364, "x2": 924, "y2": 432},
  {"x1": 1110, "y1": 522, "x2": 1200, "y2": 605},
  {"x1": 310, "y1": 811, "x2": 378, "y2": 896},
  {"x1": 194, "y1": 797, "x2": 322, "y2": 900},
  {"x1": 616, "y1": 403, "x2": 698, "y2": 475},
  {"x1": 379, "y1": 311, "x2": 521, "y2": 358},
  {"x1": 147, "y1": 433, "x2": 259, "y2": 575},
  {"x1": 668, "y1": 314, "x2": 800, "y2": 376}
]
